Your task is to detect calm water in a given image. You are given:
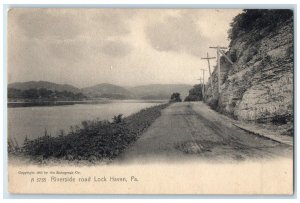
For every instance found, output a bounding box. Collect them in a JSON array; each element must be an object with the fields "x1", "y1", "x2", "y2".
[{"x1": 8, "y1": 100, "x2": 163, "y2": 145}]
